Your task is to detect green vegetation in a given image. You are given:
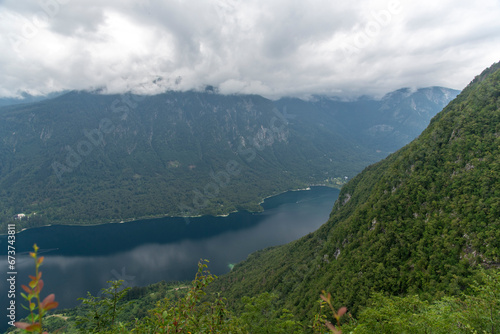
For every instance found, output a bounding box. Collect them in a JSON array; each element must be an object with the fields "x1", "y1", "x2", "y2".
[
  {"x1": 9, "y1": 252, "x2": 500, "y2": 333},
  {"x1": 208, "y1": 61, "x2": 500, "y2": 322},
  {"x1": 9, "y1": 259, "x2": 325, "y2": 333},
  {"x1": 75, "y1": 281, "x2": 130, "y2": 333},
  {"x1": 0, "y1": 87, "x2": 457, "y2": 232},
  {"x1": 348, "y1": 269, "x2": 500, "y2": 333},
  {"x1": 13, "y1": 244, "x2": 59, "y2": 333}
]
